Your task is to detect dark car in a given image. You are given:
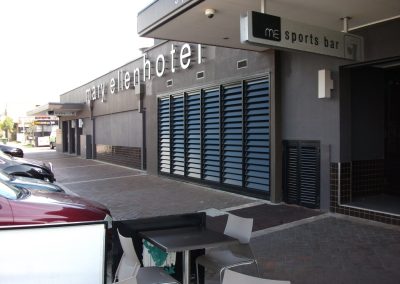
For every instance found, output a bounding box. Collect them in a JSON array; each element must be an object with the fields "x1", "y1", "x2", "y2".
[
  {"x1": 0, "y1": 170, "x2": 64, "y2": 193},
  {"x1": 0, "y1": 180, "x2": 112, "y2": 227},
  {"x1": 0, "y1": 144, "x2": 24, "y2": 158},
  {"x1": 0, "y1": 151, "x2": 55, "y2": 183}
]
